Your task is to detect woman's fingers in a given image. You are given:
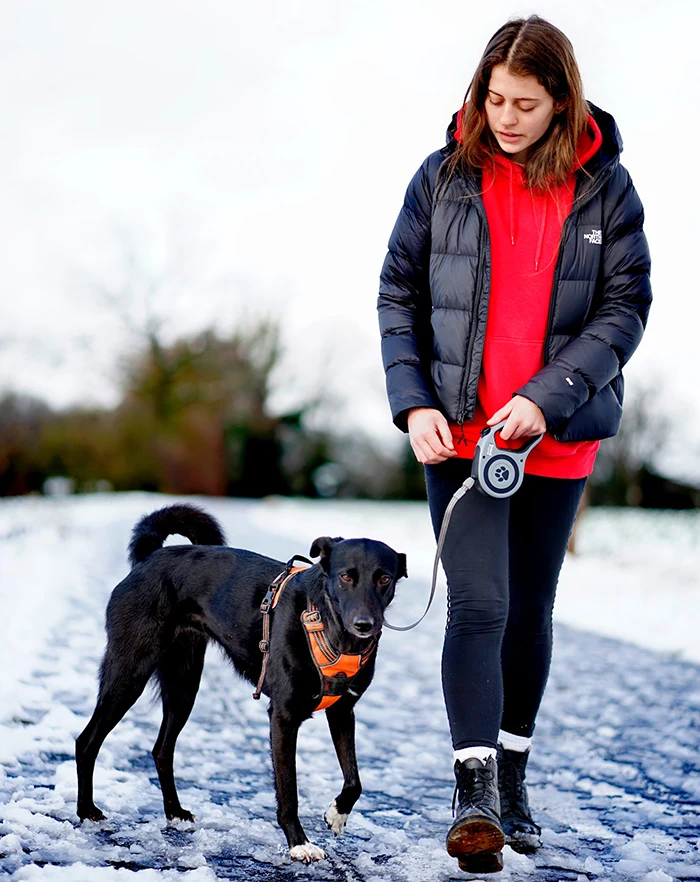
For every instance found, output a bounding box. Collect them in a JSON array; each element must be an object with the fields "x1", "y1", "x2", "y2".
[
  {"x1": 489, "y1": 397, "x2": 546, "y2": 441},
  {"x1": 411, "y1": 440, "x2": 448, "y2": 464},
  {"x1": 486, "y1": 399, "x2": 515, "y2": 427},
  {"x1": 407, "y1": 408, "x2": 457, "y2": 464},
  {"x1": 501, "y1": 417, "x2": 527, "y2": 441},
  {"x1": 409, "y1": 434, "x2": 445, "y2": 464},
  {"x1": 411, "y1": 430, "x2": 454, "y2": 464}
]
